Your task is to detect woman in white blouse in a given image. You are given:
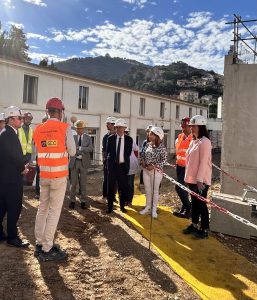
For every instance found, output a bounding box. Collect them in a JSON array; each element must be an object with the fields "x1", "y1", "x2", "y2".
[{"x1": 140, "y1": 127, "x2": 167, "y2": 218}]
